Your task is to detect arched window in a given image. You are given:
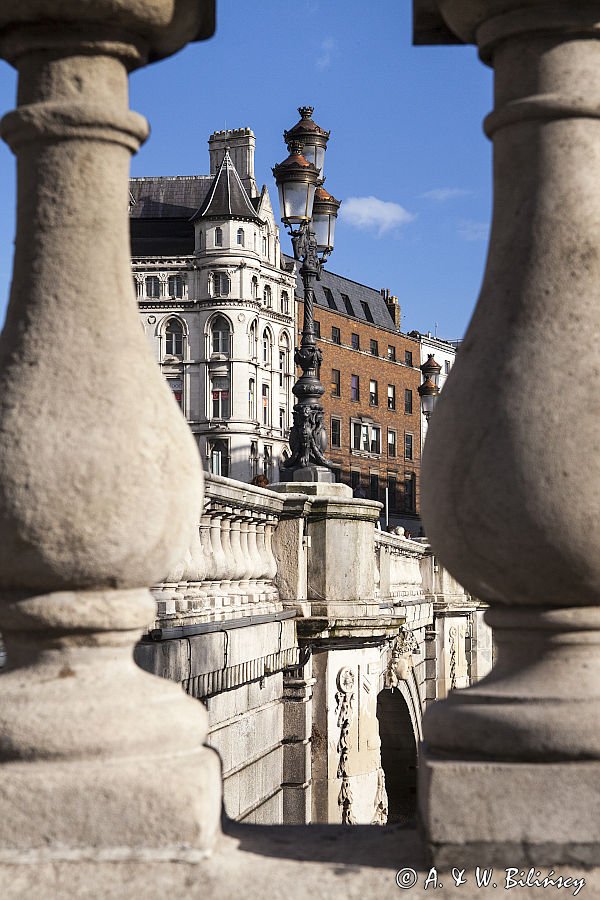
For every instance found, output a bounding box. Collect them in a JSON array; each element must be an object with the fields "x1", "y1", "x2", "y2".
[
  {"x1": 262, "y1": 328, "x2": 273, "y2": 366},
  {"x1": 168, "y1": 274, "x2": 183, "y2": 298},
  {"x1": 248, "y1": 378, "x2": 255, "y2": 418},
  {"x1": 146, "y1": 275, "x2": 160, "y2": 298},
  {"x1": 237, "y1": 228, "x2": 245, "y2": 247},
  {"x1": 215, "y1": 226, "x2": 223, "y2": 247},
  {"x1": 278, "y1": 331, "x2": 290, "y2": 387},
  {"x1": 165, "y1": 318, "x2": 184, "y2": 357},
  {"x1": 281, "y1": 291, "x2": 290, "y2": 315},
  {"x1": 251, "y1": 276, "x2": 259, "y2": 300},
  {"x1": 211, "y1": 272, "x2": 230, "y2": 297},
  {"x1": 263, "y1": 285, "x2": 272, "y2": 308},
  {"x1": 262, "y1": 235, "x2": 267, "y2": 257},
  {"x1": 211, "y1": 315, "x2": 231, "y2": 355},
  {"x1": 249, "y1": 319, "x2": 258, "y2": 359}
]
